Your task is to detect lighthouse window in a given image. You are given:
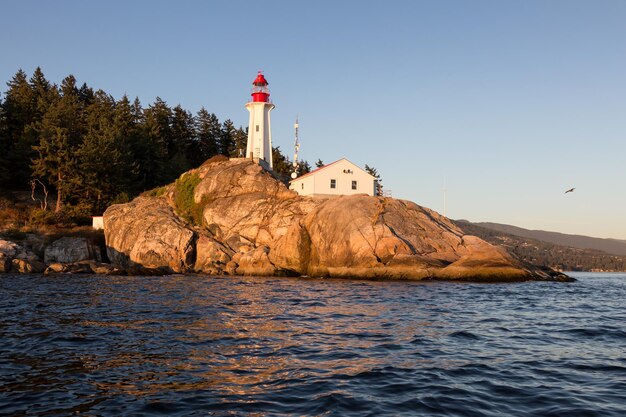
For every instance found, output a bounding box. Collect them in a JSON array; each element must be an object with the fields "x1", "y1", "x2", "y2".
[
  {"x1": 255, "y1": 125, "x2": 259, "y2": 132},
  {"x1": 352, "y1": 180, "x2": 357, "y2": 190},
  {"x1": 330, "y1": 179, "x2": 336, "y2": 189}
]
